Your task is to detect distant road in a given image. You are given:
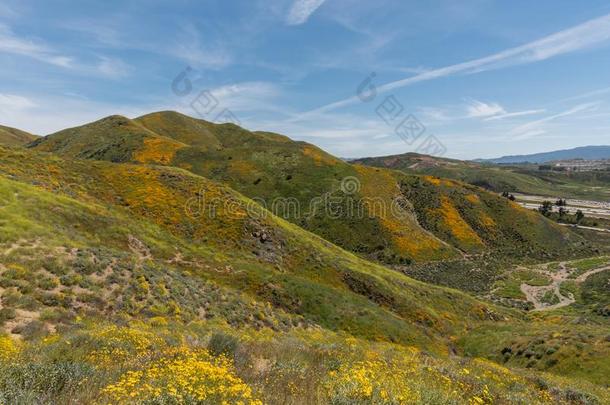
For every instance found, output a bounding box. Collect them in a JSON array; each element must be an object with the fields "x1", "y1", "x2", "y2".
[
  {"x1": 512, "y1": 193, "x2": 610, "y2": 220},
  {"x1": 557, "y1": 223, "x2": 610, "y2": 233}
]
